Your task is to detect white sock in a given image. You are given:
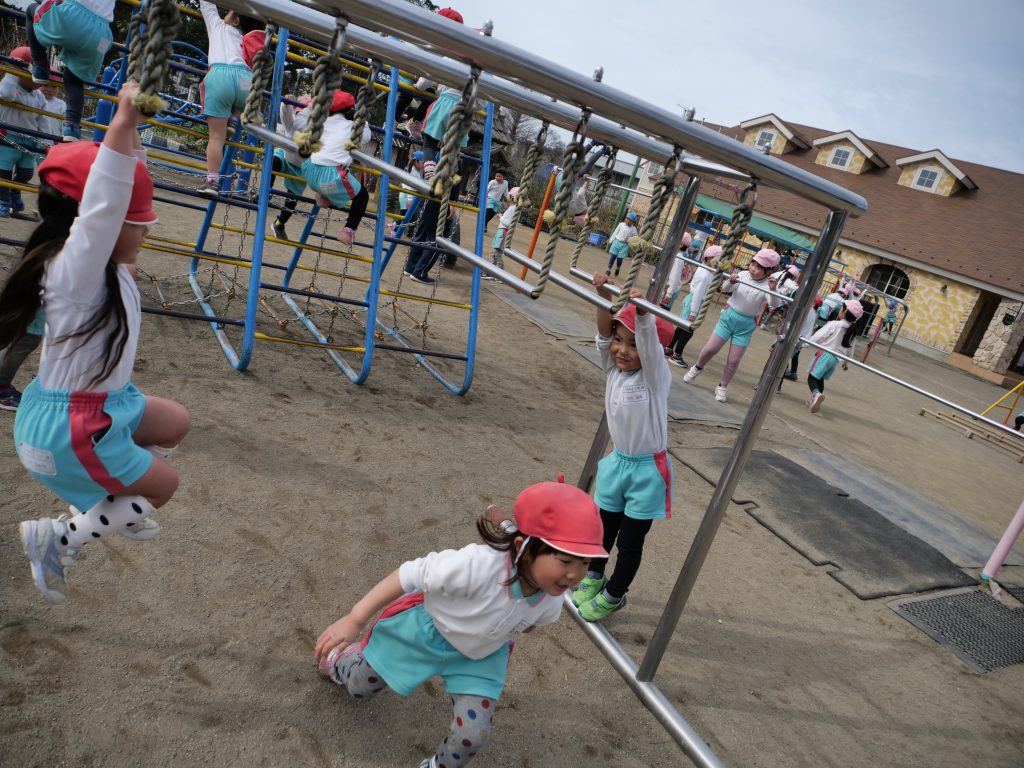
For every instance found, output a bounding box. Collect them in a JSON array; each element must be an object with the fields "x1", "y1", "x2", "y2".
[
  {"x1": 146, "y1": 444, "x2": 176, "y2": 461},
  {"x1": 64, "y1": 495, "x2": 156, "y2": 548}
]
